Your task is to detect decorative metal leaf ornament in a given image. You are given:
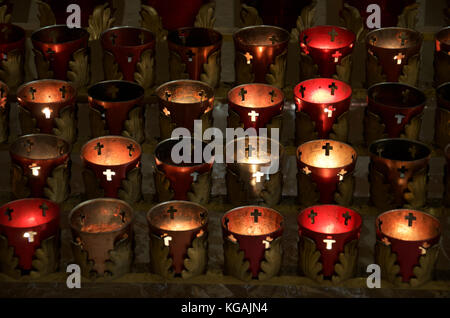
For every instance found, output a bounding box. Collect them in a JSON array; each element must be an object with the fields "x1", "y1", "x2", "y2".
[
  {"x1": 235, "y1": 51, "x2": 255, "y2": 85},
  {"x1": 398, "y1": 54, "x2": 420, "y2": 86},
  {"x1": 30, "y1": 235, "x2": 59, "y2": 279},
  {"x1": 89, "y1": 107, "x2": 109, "y2": 138},
  {"x1": 53, "y1": 105, "x2": 77, "y2": 144},
  {"x1": 103, "y1": 51, "x2": 124, "y2": 80},
  {"x1": 298, "y1": 52, "x2": 319, "y2": 81},
  {"x1": 364, "y1": 110, "x2": 387, "y2": 146},
  {"x1": 400, "y1": 113, "x2": 422, "y2": 140},
  {"x1": 134, "y1": 49, "x2": 155, "y2": 90},
  {"x1": 331, "y1": 239, "x2": 358, "y2": 284},
  {"x1": 339, "y1": 3, "x2": 364, "y2": 42},
  {"x1": 374, "y1": 240, "x2": 401, "y2": 285},
  {"x1": 182, "y1": 232, "x2": 208, "y2": 279},
  {"x1": 154, "y1": 167, "x2": 175, "y2": 202},
  {"x1": 0, "y1": 234, "x2": 20, "y2": 279},
  {"x1": 187, "y1": 170, "x2": 211, "y2": 205},
  {"x1": 298, "y1": 236, "x2": 323, "y2": 282},
  {"x1": 118, "y1": 167, "x2": 142, "y2": 204},
  {"x1": 82, "y1": 167, "x2": 105, "y2": 199},
  {"x1": 404, "y1": 167, "x2": 427, "y2": 209},
  {"x1": 369, "y1": 165, "x2": 395, "y2": 210},
  {"x1": 33, "y1": 48, "x2": 53, "y2": 80},
  {"x1": 239, "y1": 4, "x2": 262, "y2": 27},
  {"x1": 140, "y1": 5, "x2": 167, "y2": 42},
  {"x1": 200, "y1": 50, "x2": 221, "y2": 88},
  {"x1": 397, "y1": 3, "x2": 419, "y2": 29},
  {"x1": 334, "y1": 173, "x2": 354, "y2": 206},
  {"x1": 44, "y1": 162, "x2": 71, "y2": 204},
  {"x1": 265, "y1": 50, "x2": 287, "y2": 89},
  {"x1": 194, "y1": 2, "x2": 216, "y2": 29},
  {"x1": 260, "y1": 170, "x2": 282, "y2": 207},
  {"x1": 87, "y1": 3, "x2": 115, "y2": 41},
  {"x1": 0, "y1": 49, "x2": 23, "y2": 90},
  {"x1": 295, "y1": 110, "x2": 318, "y2": 145},
  {"x1": 67, "y1": 48, "x2": 90, "y2": 93},
  {"x1": 169, "y1": 51, "x2": 189, "y2": 80},
  {"x1": 227, "y1": 108, "x2": 244, "y2": 130},
  {"x1": 36, "y1": 0, "x2": 56, "y2": 27},
  {"x1": 223, "y1": 237, "x2": 251, "y2": 281},
  {"x1": 149, "y1": 233, "x2": 173, "y2": 278},
  {"x1": 290, "y1": 0, "x2": 317, "y2": 41},
  {"x1": 10, "y1": 163, "x2": 30, "y2": 199},
  {"x1": 104, "y1": 236, "x2": 133, "y2": 280},
  {"x1": 366, "y1": 52, "x2": 386, "y2": 87},
  {"x1": 71, "y1": 239, "x2": 96, "y2": 279},
  {"x1": 258, "y1": 237, "x2": 282, "y2": 281},
  {"x1": 330, "y1": 110, "x2": 349, "y2": 142},
  {"x1": 122, "y1": 106, "x2": 145, "y2": 144},
  {"x1": 333, "y1": 54, "x2": 352, "y2": 84},
  {"x1": 297, "y1": 171, "x2": 320, "y2": 206}
]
